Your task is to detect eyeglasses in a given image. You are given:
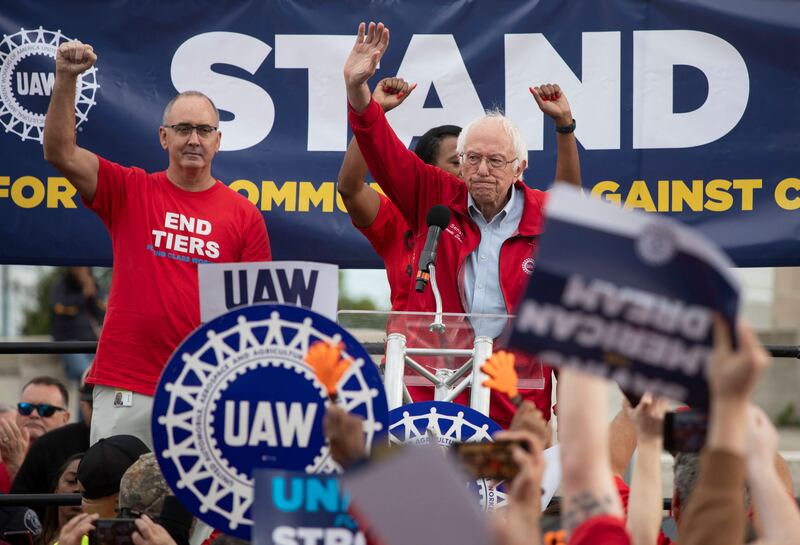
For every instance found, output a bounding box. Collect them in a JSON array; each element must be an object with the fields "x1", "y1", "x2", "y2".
[
  {"x1": 461, "y1": 152, "x2": 518, "y2": 170},
  {"x1": 18, "y1": 402, "x2": 66, "y2": 418},
  {"x1": 163, "y1": 123, "x2": 218, "y2": 138}
]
